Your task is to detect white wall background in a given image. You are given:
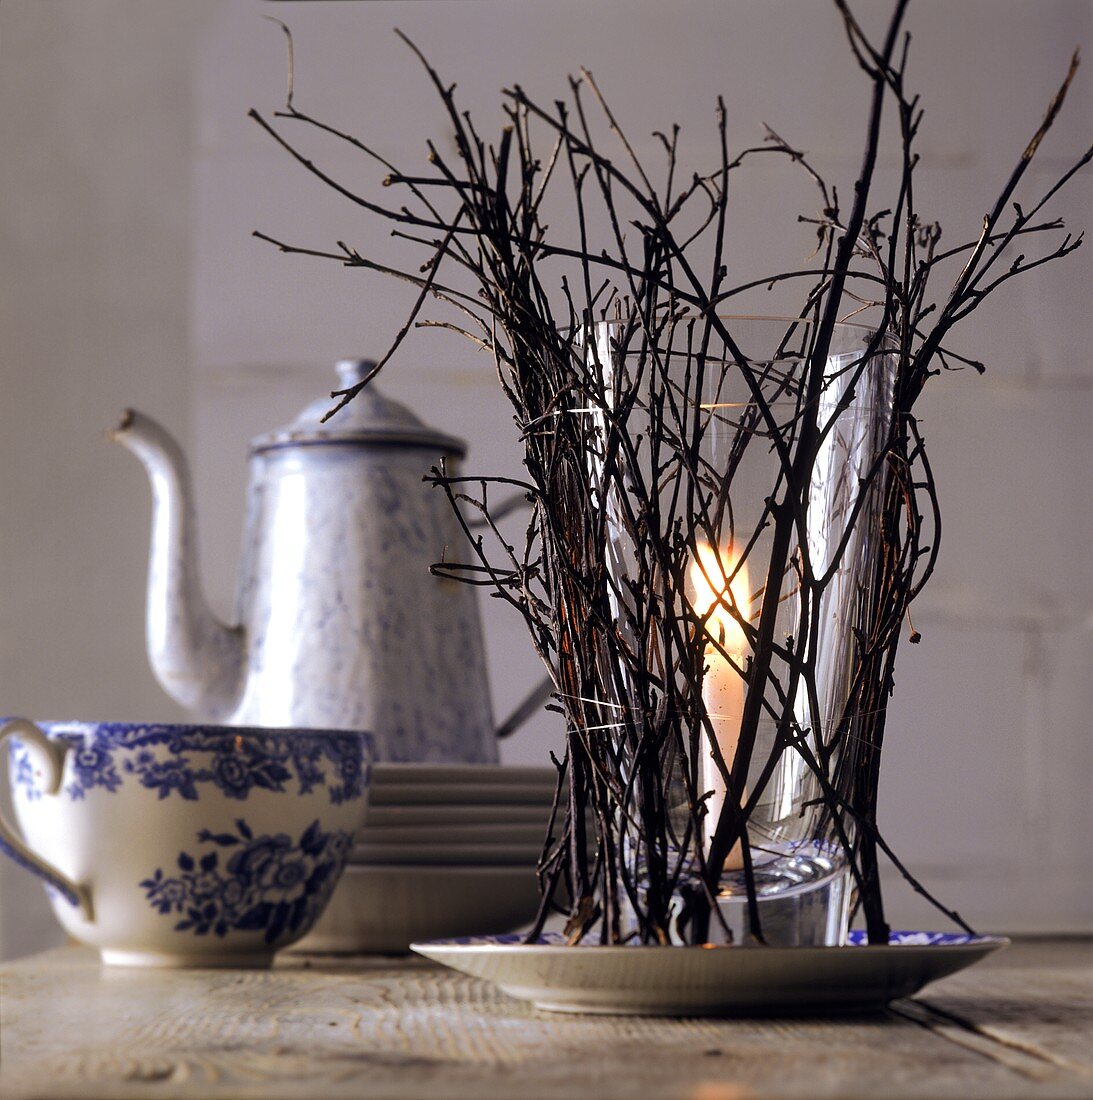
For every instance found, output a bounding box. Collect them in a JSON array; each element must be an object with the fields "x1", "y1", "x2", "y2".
[{"x1": 1, "y1": 0, "x2": 1089, "y2": 959}]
